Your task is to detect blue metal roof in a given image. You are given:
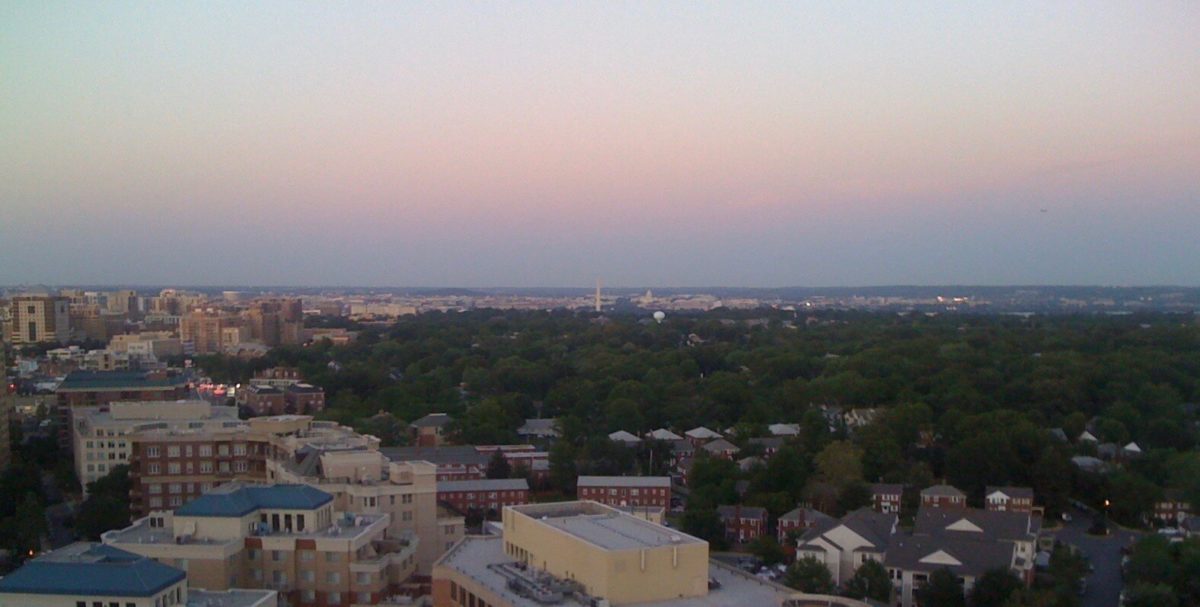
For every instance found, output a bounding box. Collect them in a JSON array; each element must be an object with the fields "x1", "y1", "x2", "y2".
[
  {"x1": 175, "y1": 484, "x2": 333, "y2": 517},
  {"x1": 0, "y1": 544, "x2": 184, "y2": 597}
]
